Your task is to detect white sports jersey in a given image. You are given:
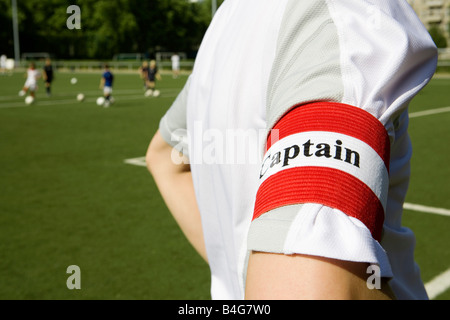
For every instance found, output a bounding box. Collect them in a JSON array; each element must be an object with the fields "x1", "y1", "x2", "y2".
[
  {"x1": 25, "y1": 68, "x2": 40, "y2": 90},
  {"x1": 0, "y1": 55, "x2": 6, "y2": 69},
  {"x1": 159, "y1": 0, "x2": 437, "y2": 300},
  {"x1": 171, "y1": 54, "x2": 180, "y2": 70}
]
